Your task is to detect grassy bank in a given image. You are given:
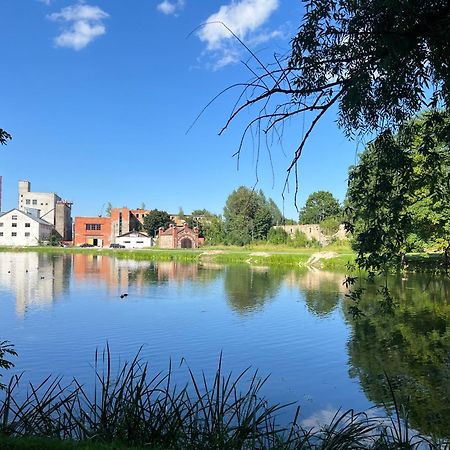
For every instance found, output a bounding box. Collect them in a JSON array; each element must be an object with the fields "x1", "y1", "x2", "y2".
[
  {"x1": 0, "y1": 245, "x2": 354, "y2": 270},
  {"x1": 0, "y1": 349, "x2": 447, "y2": 449},
  {"x1": 0, "y1": 245, "x2": 446, "y2": 272}
]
